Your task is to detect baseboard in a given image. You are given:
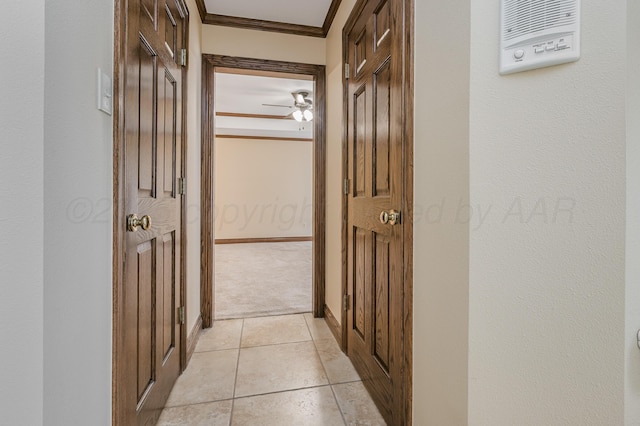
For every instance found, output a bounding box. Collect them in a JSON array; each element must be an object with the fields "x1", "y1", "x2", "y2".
[
  {"x1": 186, "y1": 315, "x2": 202, "y2": 364},
  {"x1": 324, "y1": 304, "x2": 342, "y2": 347},
  {"x1": 215, "y1": 236, "x2": 313, "y2": 245}
]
